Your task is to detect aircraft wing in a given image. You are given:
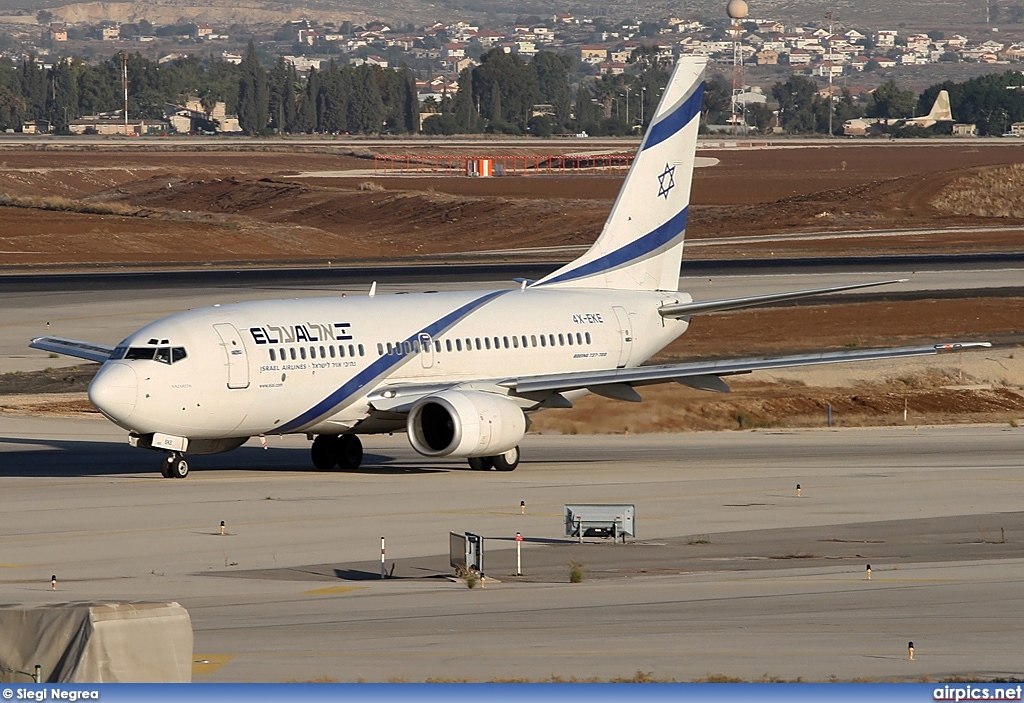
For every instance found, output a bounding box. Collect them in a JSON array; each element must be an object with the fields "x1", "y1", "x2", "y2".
[
  {"x1": 30, "y1": 336, "x2": 114, "y2": 363},
  {"x1": 659, "y1": 279, "x2": 906, "y2": 318},
  {"x1": 501, "y1": 342, "x2": 992, "y2": 401}
]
